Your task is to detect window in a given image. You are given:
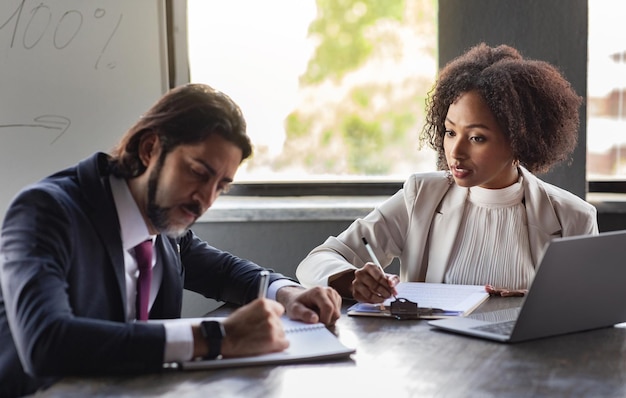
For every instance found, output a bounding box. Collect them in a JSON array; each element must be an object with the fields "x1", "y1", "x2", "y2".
[
  {"x1": 186, "y1": 0, "x2": 437, "y2": 195},
  {"x1": 183, "y1": 1, "x2": 620, "y2": 197},
  {"x1": 588, "y1": 0, "x2": 626, "y2": 189}
]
